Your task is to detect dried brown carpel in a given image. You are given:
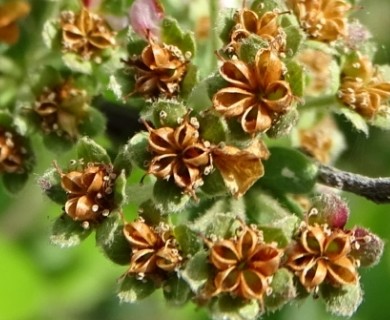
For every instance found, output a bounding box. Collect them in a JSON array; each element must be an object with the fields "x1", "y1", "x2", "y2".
[
  {"x1": 34, "y1": 81, "x2": 89, "y2": 139},
  {"x1": 123, "y1": 38, "x2": 188, "y2": 98},
  {"x1": 286, "y1": 223, "x2": 358, "y2": 292},
  {"x1": 123, "y1": 219, "x2": 182, "y2": 275},
  {"x1": 213, "y1": 48, "x2": 293, "y2": 134},
  {"x1": 0, "y1": 129, "x2": 27, "y2": 174},
  {"x1": 144, "y1": 117, "x2": 212, "y2": 197},
  {"x1": 0, "y1": 0, "x2": 30, "y2": 44},
  {"x1": 206, "y1": 223, "x2": 281, "y2": 304},
  {"x1": 228, "y1": 8, "x2": 286, "y2": 53},
  {"x1": 58, "y1": 162, "x2": 116, "y2": 223},
  {"x1": 287, "y1": 0, "x2": 351, "y2": 42},
  {"x1": 296, "y1": 48, "x2": 333, "y2": 96},
  {"x1": 338, "y1": 54, "x2": 390, "y2": 119},
  {"x1": 60, "y1": 7, "x2": 116, "y2": 59}
]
